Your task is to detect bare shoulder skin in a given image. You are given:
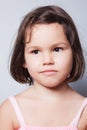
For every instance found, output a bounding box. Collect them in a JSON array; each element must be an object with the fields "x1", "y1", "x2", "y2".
[
  {"x1": 0, "y1": 98, "x2": 19, "y2": 130},
  {"x1": 78, "y1": 104, "x2": 87, "y2": 130},
  {"x1": 0, "y1": 88, "x2": 87, "y2": 130}
]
